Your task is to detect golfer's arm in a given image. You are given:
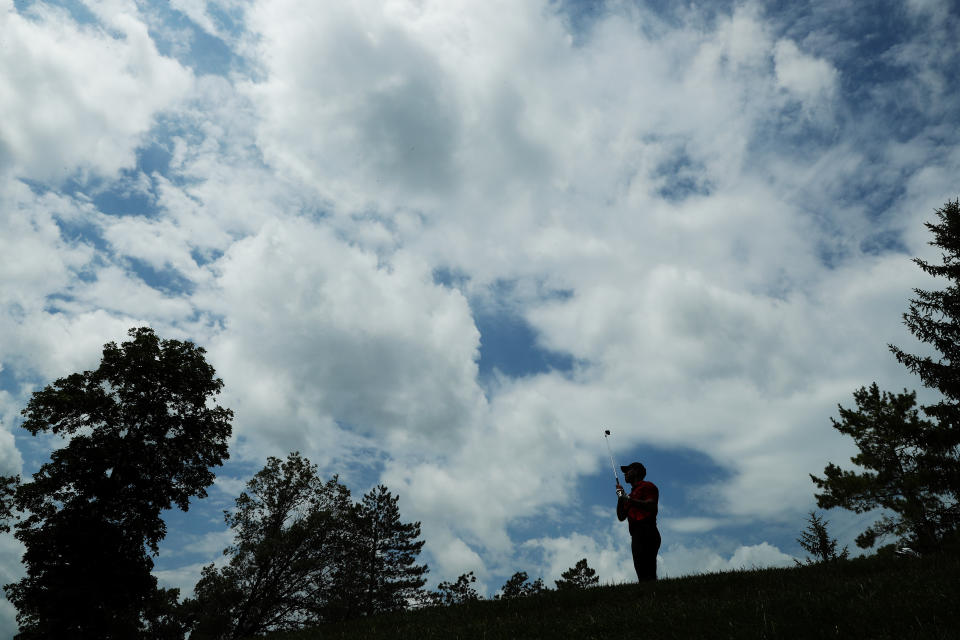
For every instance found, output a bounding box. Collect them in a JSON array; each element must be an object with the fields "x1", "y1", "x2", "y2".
[{"x1": 623, "y1": 496, "x2": 656, "y2": 512}]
